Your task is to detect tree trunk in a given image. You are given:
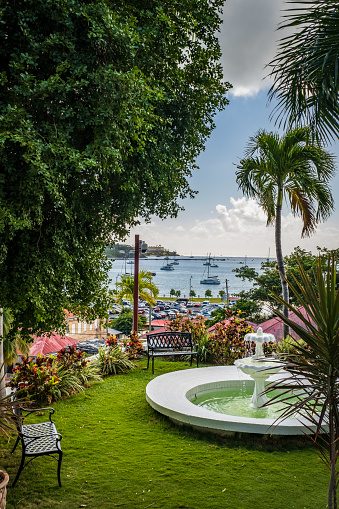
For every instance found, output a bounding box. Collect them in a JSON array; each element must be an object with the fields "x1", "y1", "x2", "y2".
[
  {"x1": 328, "y1": 407, "x2": 337, "y2": 509},
  {"x1": 0, "y1": 308, "x2": 5, "y2": 400},
  {"x1": 275, "y1": 193, "x2": 289, "y2": 338}
]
